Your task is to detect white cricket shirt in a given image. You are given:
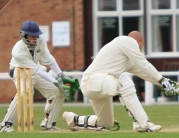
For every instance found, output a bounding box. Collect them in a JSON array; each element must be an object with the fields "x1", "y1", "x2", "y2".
[{"x1": 83, "y1": 36, "x2": 162, "y2": 86}]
